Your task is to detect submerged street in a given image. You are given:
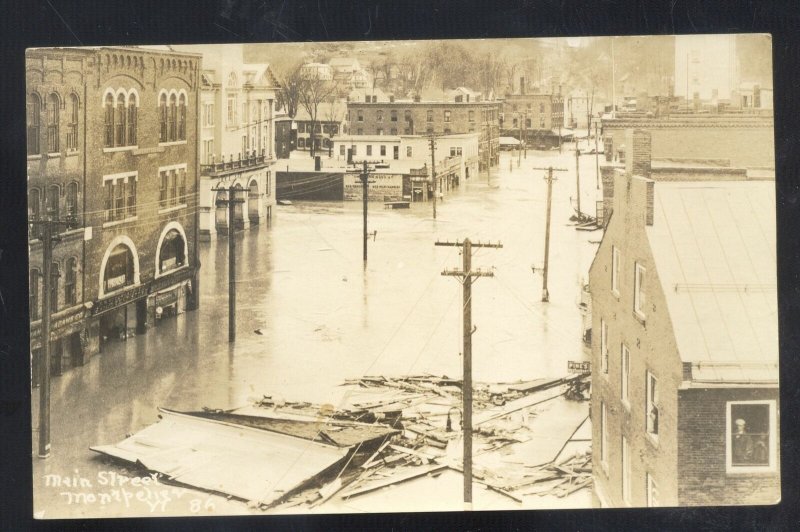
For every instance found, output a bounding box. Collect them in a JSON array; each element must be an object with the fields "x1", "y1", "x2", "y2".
[{"x1": 33, "y1": 148, "x2": 603, "y2": 517}]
